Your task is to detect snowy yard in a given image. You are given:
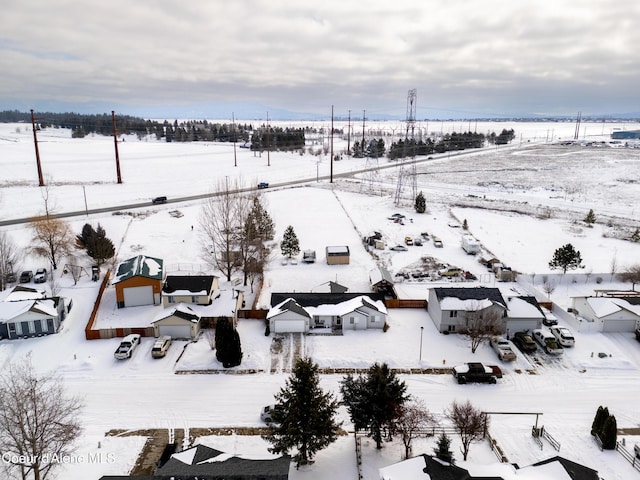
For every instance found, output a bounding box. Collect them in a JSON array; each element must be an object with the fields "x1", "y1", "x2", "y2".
[{"x1": 1, "y1": 121, "x2": 640, "y2": 479}]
